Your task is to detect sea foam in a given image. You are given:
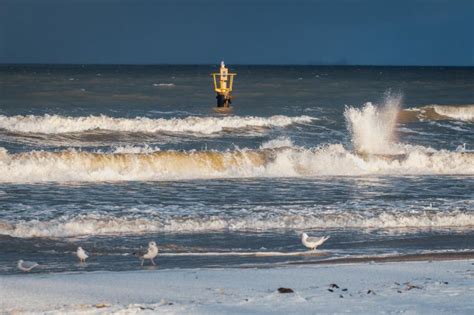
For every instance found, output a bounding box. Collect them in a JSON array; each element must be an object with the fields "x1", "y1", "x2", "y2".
[
  {"x1": 1, "y1": 209, "x2": 472, "y2": 238},
  {"x1": 400, "y1": 104, "x2": 474, "y2": 122},
  {"x1": 0, "y1": 114, "x2": 314, "y2": 134},
  {"x1": 344, "y1": 94, "x2": 401, "y2": 154},
  {"x1": 430, "y1": 105, "x2": 474, "y2": 121},
  {"x1": 0, "y1": 96, "x2": 471, "y2": 183},
  {"x1": 0, "y1": 145, "x2": 471, "y2": 183}
]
